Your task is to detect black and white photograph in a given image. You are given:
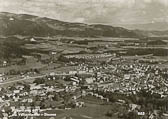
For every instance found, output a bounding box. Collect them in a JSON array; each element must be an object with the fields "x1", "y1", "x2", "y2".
[{"x1": 0, "y1": 0, "x2": 168, "y2": 119}]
